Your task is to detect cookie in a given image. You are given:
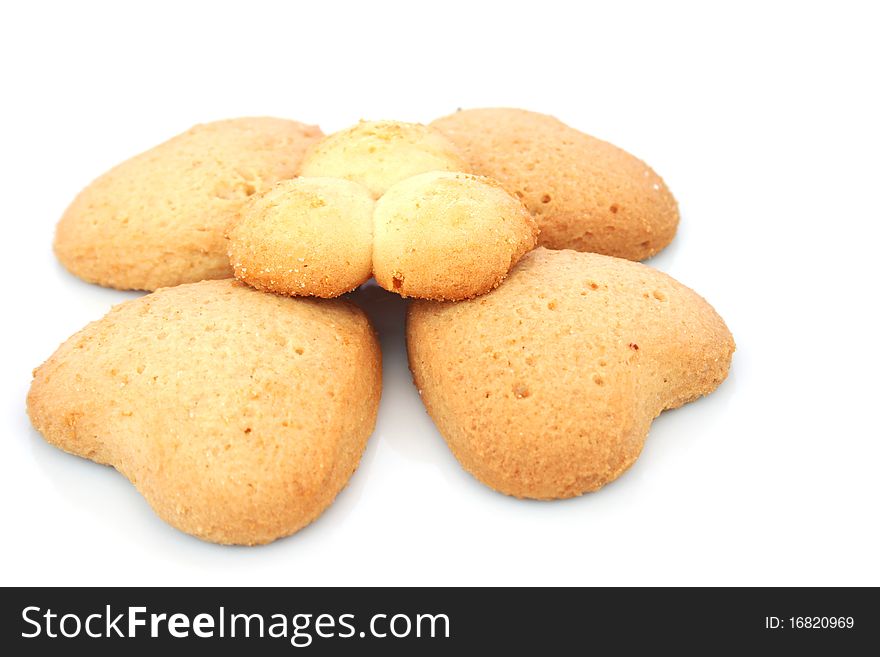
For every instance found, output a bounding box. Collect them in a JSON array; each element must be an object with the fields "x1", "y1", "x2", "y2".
[
  {"x1": 27, "y1": 279, "x2": 381, "y2": 545},
  {"x1": 228, "y1": 177, "x2": 375, "y2": 298},
  {"x1": 407, "y1": 248, "x2": 734, "y2": 499},
  {"x1": 54, "y1": 117, "x2": 323, "y2": 291},
  {"x1": 298, "y1": 120, "x2": 468, "y2": 198},
  {"x1": 431, "y1": 108, "x2": 679, "y2": 260},
  {"x1": 228, "y1": 171, "x2": 538, "y2": 300},
  {"x1": 372, "y1": 172, "x2": 537, "y2": 299}
]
